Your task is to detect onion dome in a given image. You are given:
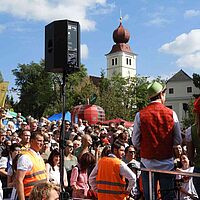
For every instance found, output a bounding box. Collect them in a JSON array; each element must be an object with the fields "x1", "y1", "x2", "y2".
[
  {"x1": 107, "y1": 18, "x2": 132, "y2": 54},
  {"x1": 113, "y1": 20, "x2": 130, "y2": 44}
]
